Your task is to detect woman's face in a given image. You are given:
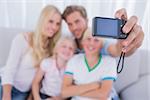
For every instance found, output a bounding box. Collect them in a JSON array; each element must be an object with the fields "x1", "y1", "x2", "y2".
[
  {"x1": 43, "y1": 12, "x2": 62, "y2": 38},
  {"x1": 82, "y1": 35, "x2": 103, "y2": 56},
  {"x1": 57, "y1": 40, "x2": 75, "y2": 61}
]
